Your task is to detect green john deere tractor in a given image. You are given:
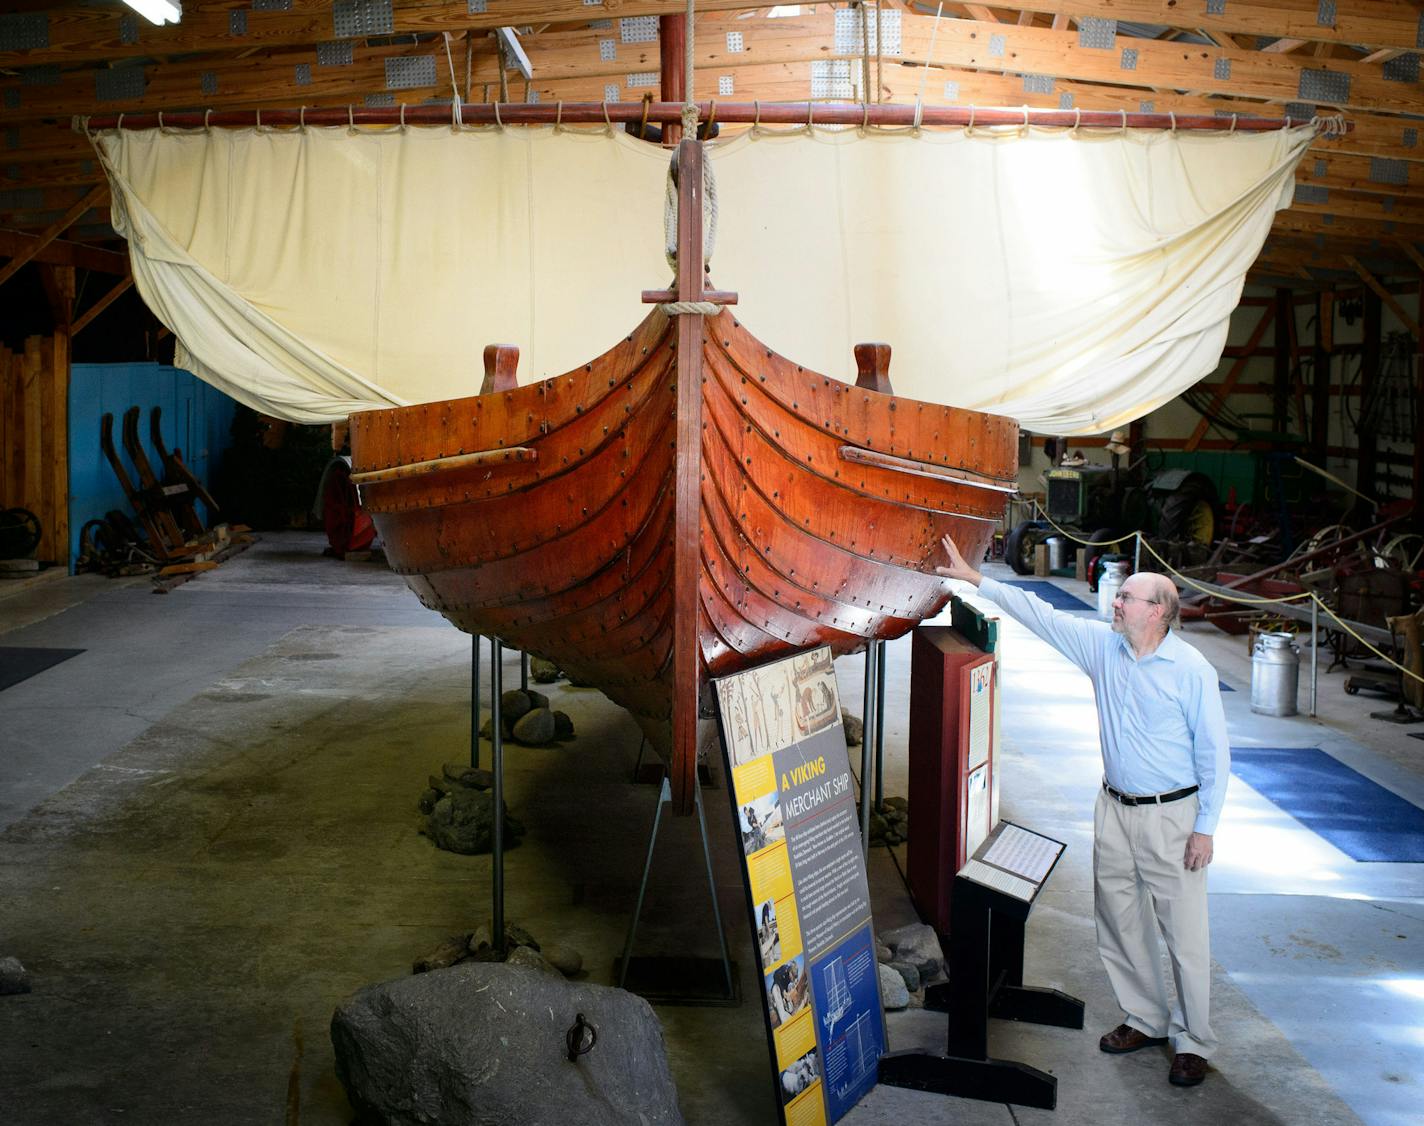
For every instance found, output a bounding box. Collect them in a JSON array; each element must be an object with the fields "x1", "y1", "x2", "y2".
[{"x1": 1005, "y1": 465, "x2": 1219, "y2": 577}]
